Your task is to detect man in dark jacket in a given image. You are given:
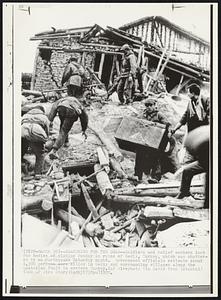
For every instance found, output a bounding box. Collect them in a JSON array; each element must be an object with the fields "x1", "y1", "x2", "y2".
[
  {"x1": 117, "y1": 44, "x2": 137, "y2": 104},
  {"x1": 171, "y1": 84, "x2": 210, "y2": 163},
  {"x1": 61, "y1": 56, "x2": 85, "y2": 98},
  {"x1": 134, "y1": 97, "x2": 173, "y2": 183},
  {"x1": 47, "y1": 96, "x2": 88, "y2": 160},
  {"x1": 21, "y1": 106, "x2": 49, "y2": 176}
]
